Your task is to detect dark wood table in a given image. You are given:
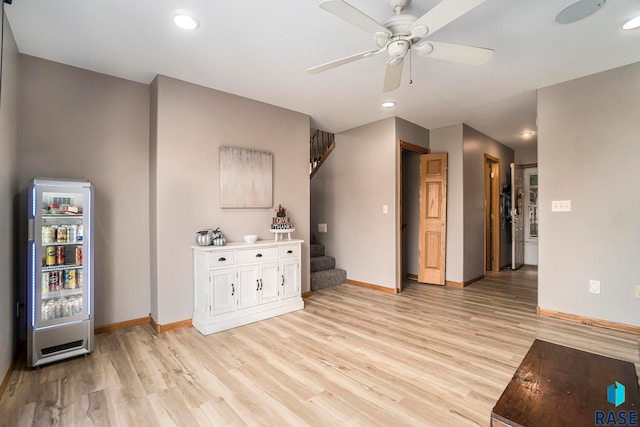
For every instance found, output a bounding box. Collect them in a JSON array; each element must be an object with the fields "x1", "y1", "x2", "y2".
[{"x1": 491, "y1": 339, "x2": 639, "y2": 427}]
